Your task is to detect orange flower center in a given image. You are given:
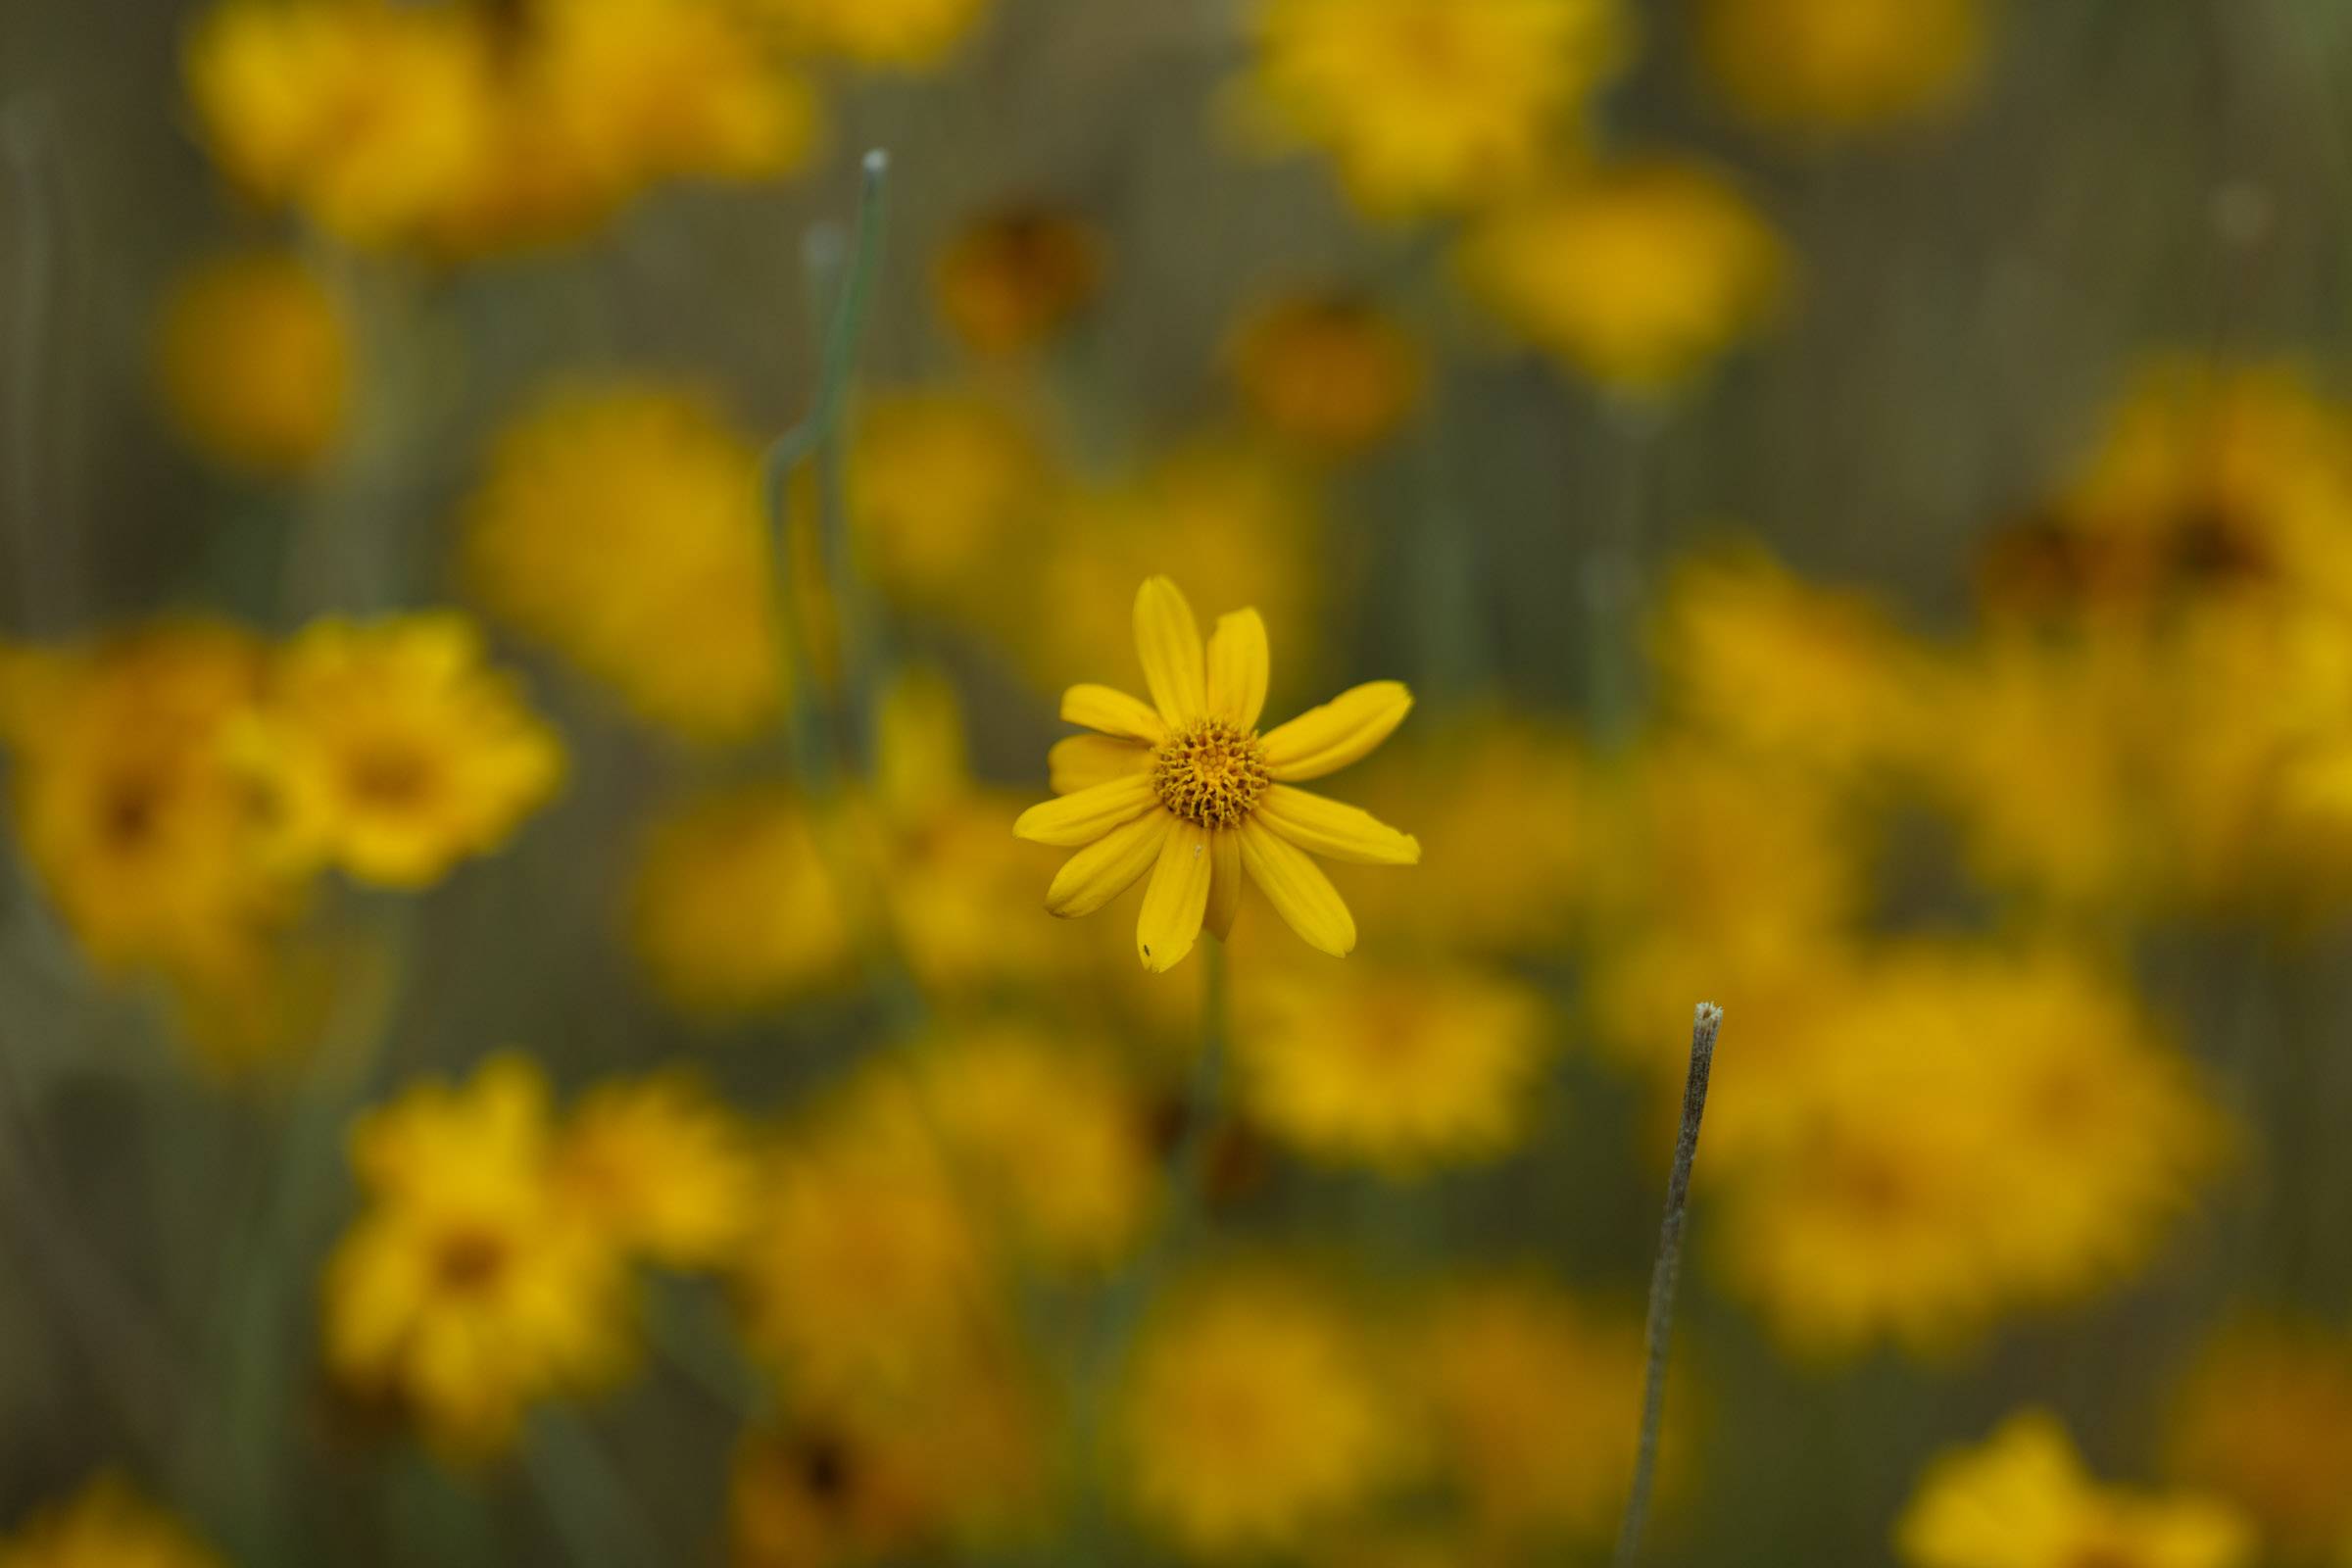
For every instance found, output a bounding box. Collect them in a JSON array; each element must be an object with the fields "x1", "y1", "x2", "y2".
[{"x1": 1152, "y1": 719, "x2": 1270, "y2": 828}]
